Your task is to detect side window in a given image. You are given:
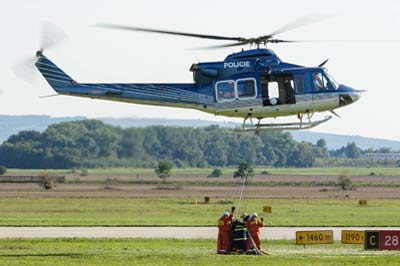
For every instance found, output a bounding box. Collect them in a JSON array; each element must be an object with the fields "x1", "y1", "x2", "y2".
[
  {"x1": 237, "y1": 79, "x2": 256, "y2": 98},
  {"x1": 294, "y1": 75, "x2": 305, "y2": 94},
  {"x1": 216, "y1": 80, "x2": 235, "y2": 101},
  {"x1": 312, "y1": 72, "x2": 328, "y2": 92}
]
